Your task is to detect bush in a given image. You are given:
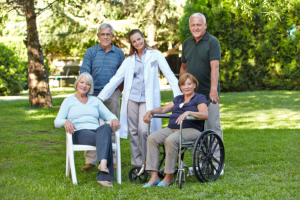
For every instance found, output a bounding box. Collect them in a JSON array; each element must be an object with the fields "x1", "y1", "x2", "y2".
[
  {"x1": 0, "y1": 43, "x2": 27, "y2": 95},
  {"x1": 179, "y1": 0, "x2": 300, "y2": 92}
]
